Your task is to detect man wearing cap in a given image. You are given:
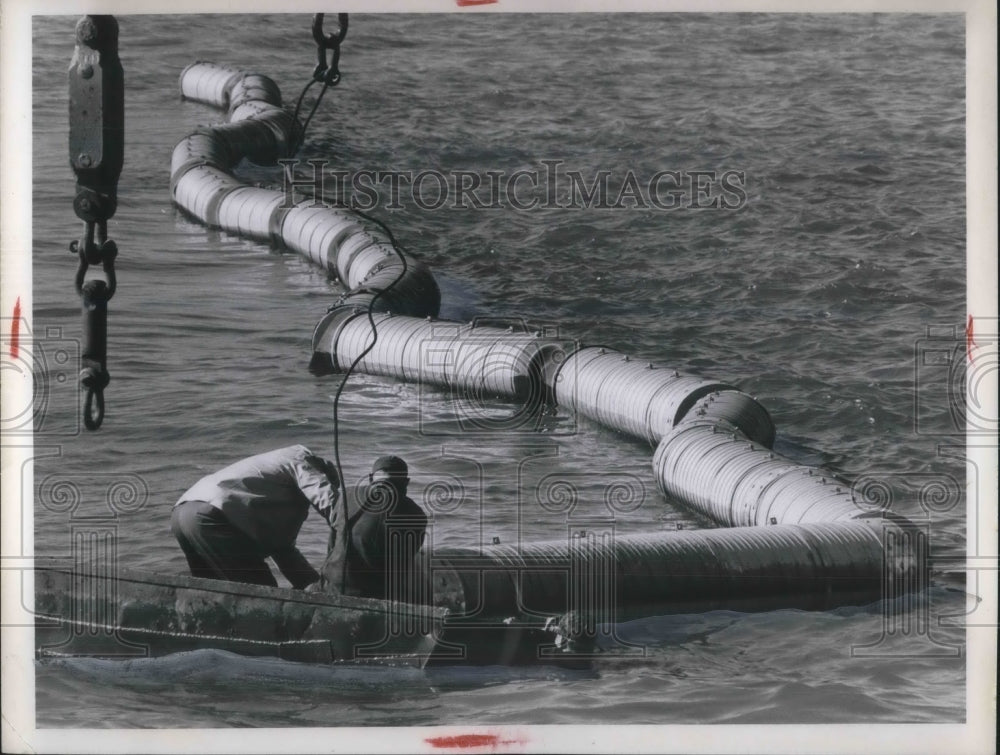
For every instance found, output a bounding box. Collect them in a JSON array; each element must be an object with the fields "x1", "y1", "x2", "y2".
[
  {"x1": 171, "y1": 445, "x2": 342, "y2": 589},
  {"x1": 320, "y1": 455, "x2": 428, "y2": 601}
]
